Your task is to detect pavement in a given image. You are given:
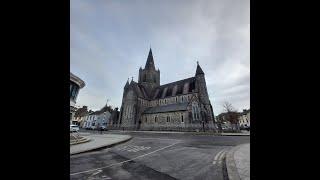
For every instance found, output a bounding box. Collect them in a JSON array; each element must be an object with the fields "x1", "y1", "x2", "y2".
[
  {"x1": 220, "y1": 132, "x2": 250, "y2": 136},
  {"x1": 70, "y1": 131, "x2": 250, "y2": 180},
  {"x1": 226, "y1": 143, "x2": 250, "y2": 180},
  {"x1": 70, "y1": 133, "x2": 132, "y2": 155}
]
